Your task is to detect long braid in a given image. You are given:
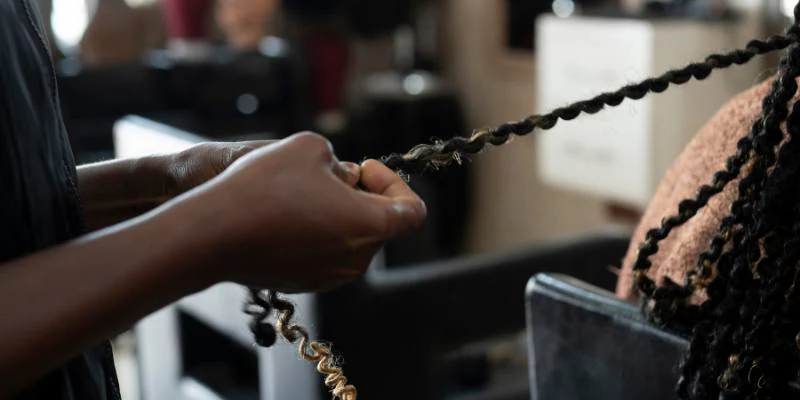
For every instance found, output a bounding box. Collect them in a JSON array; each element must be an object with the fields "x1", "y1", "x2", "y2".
[
  {"x1": 768, "y1": 159, "x2": 800, "y2": 395},
  {"x1": 644, "y1": 27, "x2": 800, "y2": 399},
  {"x1": 241, "y1": 18, "x2": 800, "y2": 400},
  {"x1": 381, "y1": 35, "x2": 794, "y2": 173},
  {"x1": 639, "y1": 49, "x2": 798, "y2": 306},
  {"x1": 679, "y1": 35, "x2": 800, "y2": 399},
  {"x1": 733, "y1": 220, "x2": 800, "y2": 399},
  {"x1": 766, "y1": 215, "x2": 800, "y2": 398},
  {"x1": 643, "y1": 56, "x2": 791, "y2": 328},
  {"x1": 721, "y1": 196, "x2": 800, "y2": 399},
  {"x1": 703, "y1": 147, "x2": 797, "y2": 399},
  {"x1": 725, "y1": 95, "x2": 800, "y2": 400},
  {"x1": 699, "y1": 17, "x2": 800, "y2": 398}
]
